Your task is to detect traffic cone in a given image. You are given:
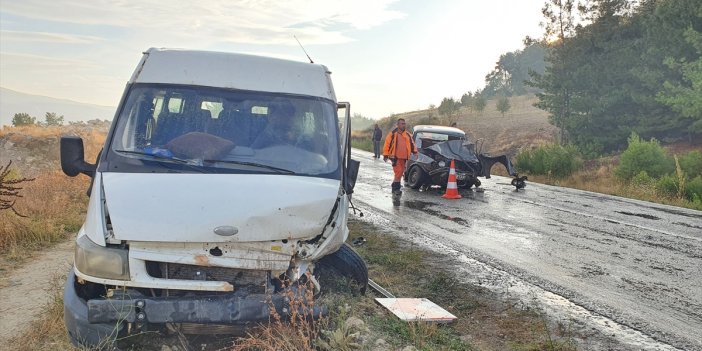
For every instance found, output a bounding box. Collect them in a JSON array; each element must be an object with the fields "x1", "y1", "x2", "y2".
[{"x1": 442, "y1": 160, "x2": 462, "y2": 199}]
